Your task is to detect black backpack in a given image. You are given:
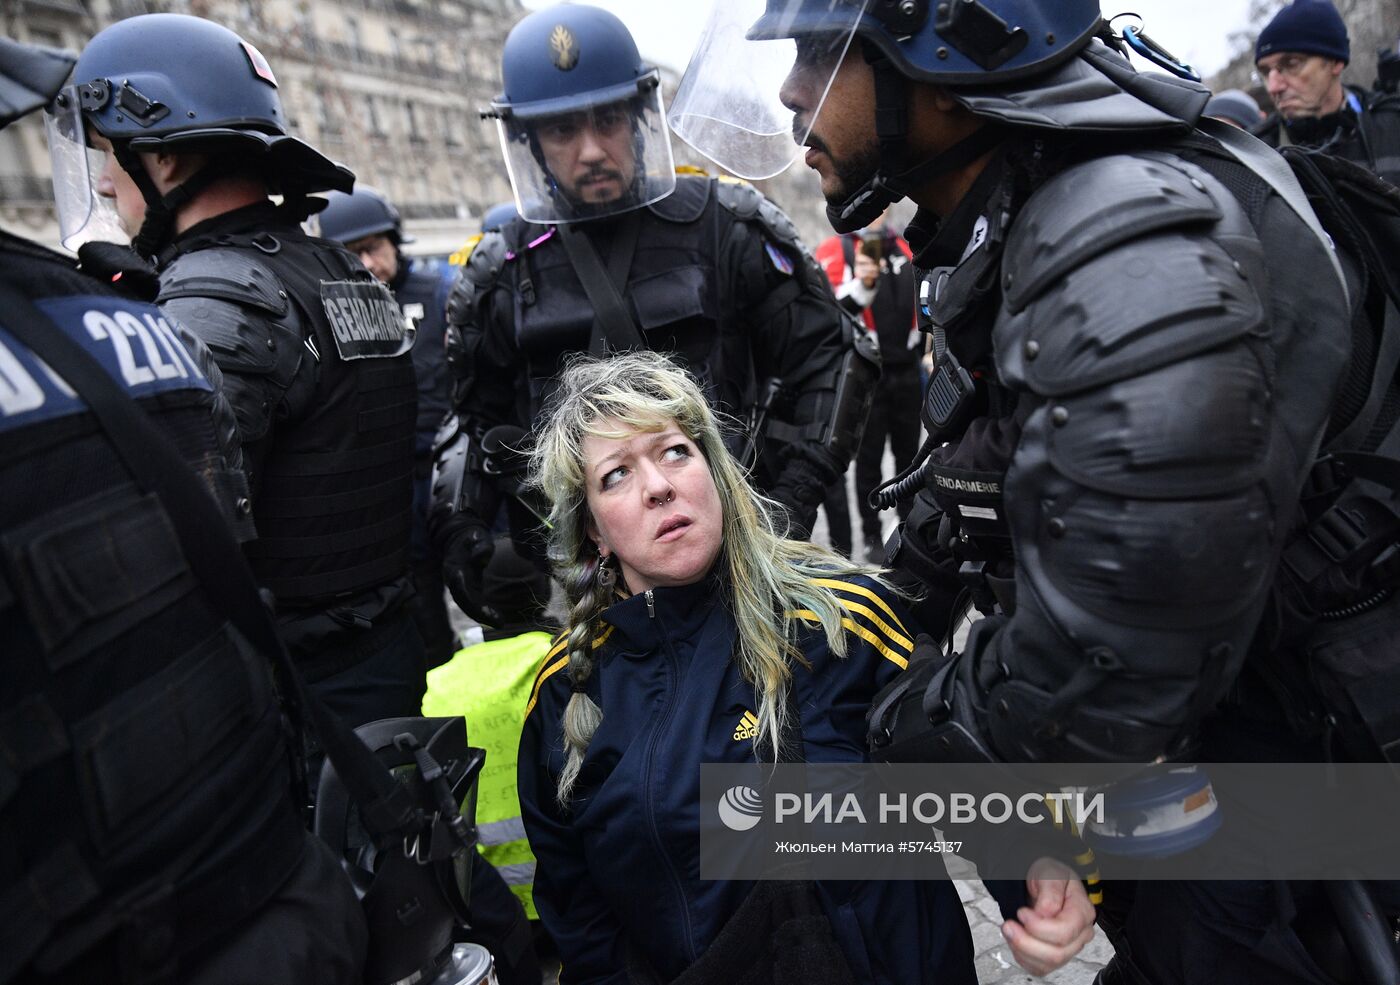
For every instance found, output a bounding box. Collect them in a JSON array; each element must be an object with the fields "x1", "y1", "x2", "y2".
[{"x1": 1213, "y1": 127, "x2": 1400, "y2": 763}]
